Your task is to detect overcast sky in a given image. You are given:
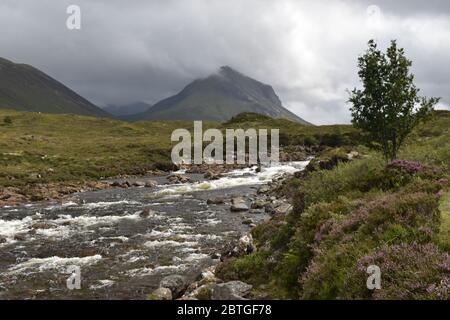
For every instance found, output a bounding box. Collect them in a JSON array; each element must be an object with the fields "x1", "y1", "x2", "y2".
[{"x1": 0, "y1": 0, "x2": 449, "y2": 124}]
